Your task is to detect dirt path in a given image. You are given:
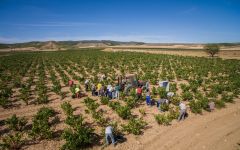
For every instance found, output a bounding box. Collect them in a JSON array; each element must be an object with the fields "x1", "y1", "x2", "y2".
[{"x1": 109, "y1": 99, "x2": 240, "y2": 150}]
